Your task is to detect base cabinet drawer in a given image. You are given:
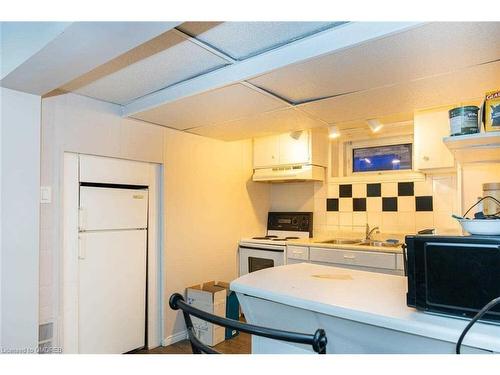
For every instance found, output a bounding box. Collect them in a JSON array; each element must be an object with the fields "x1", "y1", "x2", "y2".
[
  {"x1": 309, "y1": 247, "x2": 396, "y2": 270},
  {"x1": 287, "y1": 246, "x2": 309, "y2": 261}
]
